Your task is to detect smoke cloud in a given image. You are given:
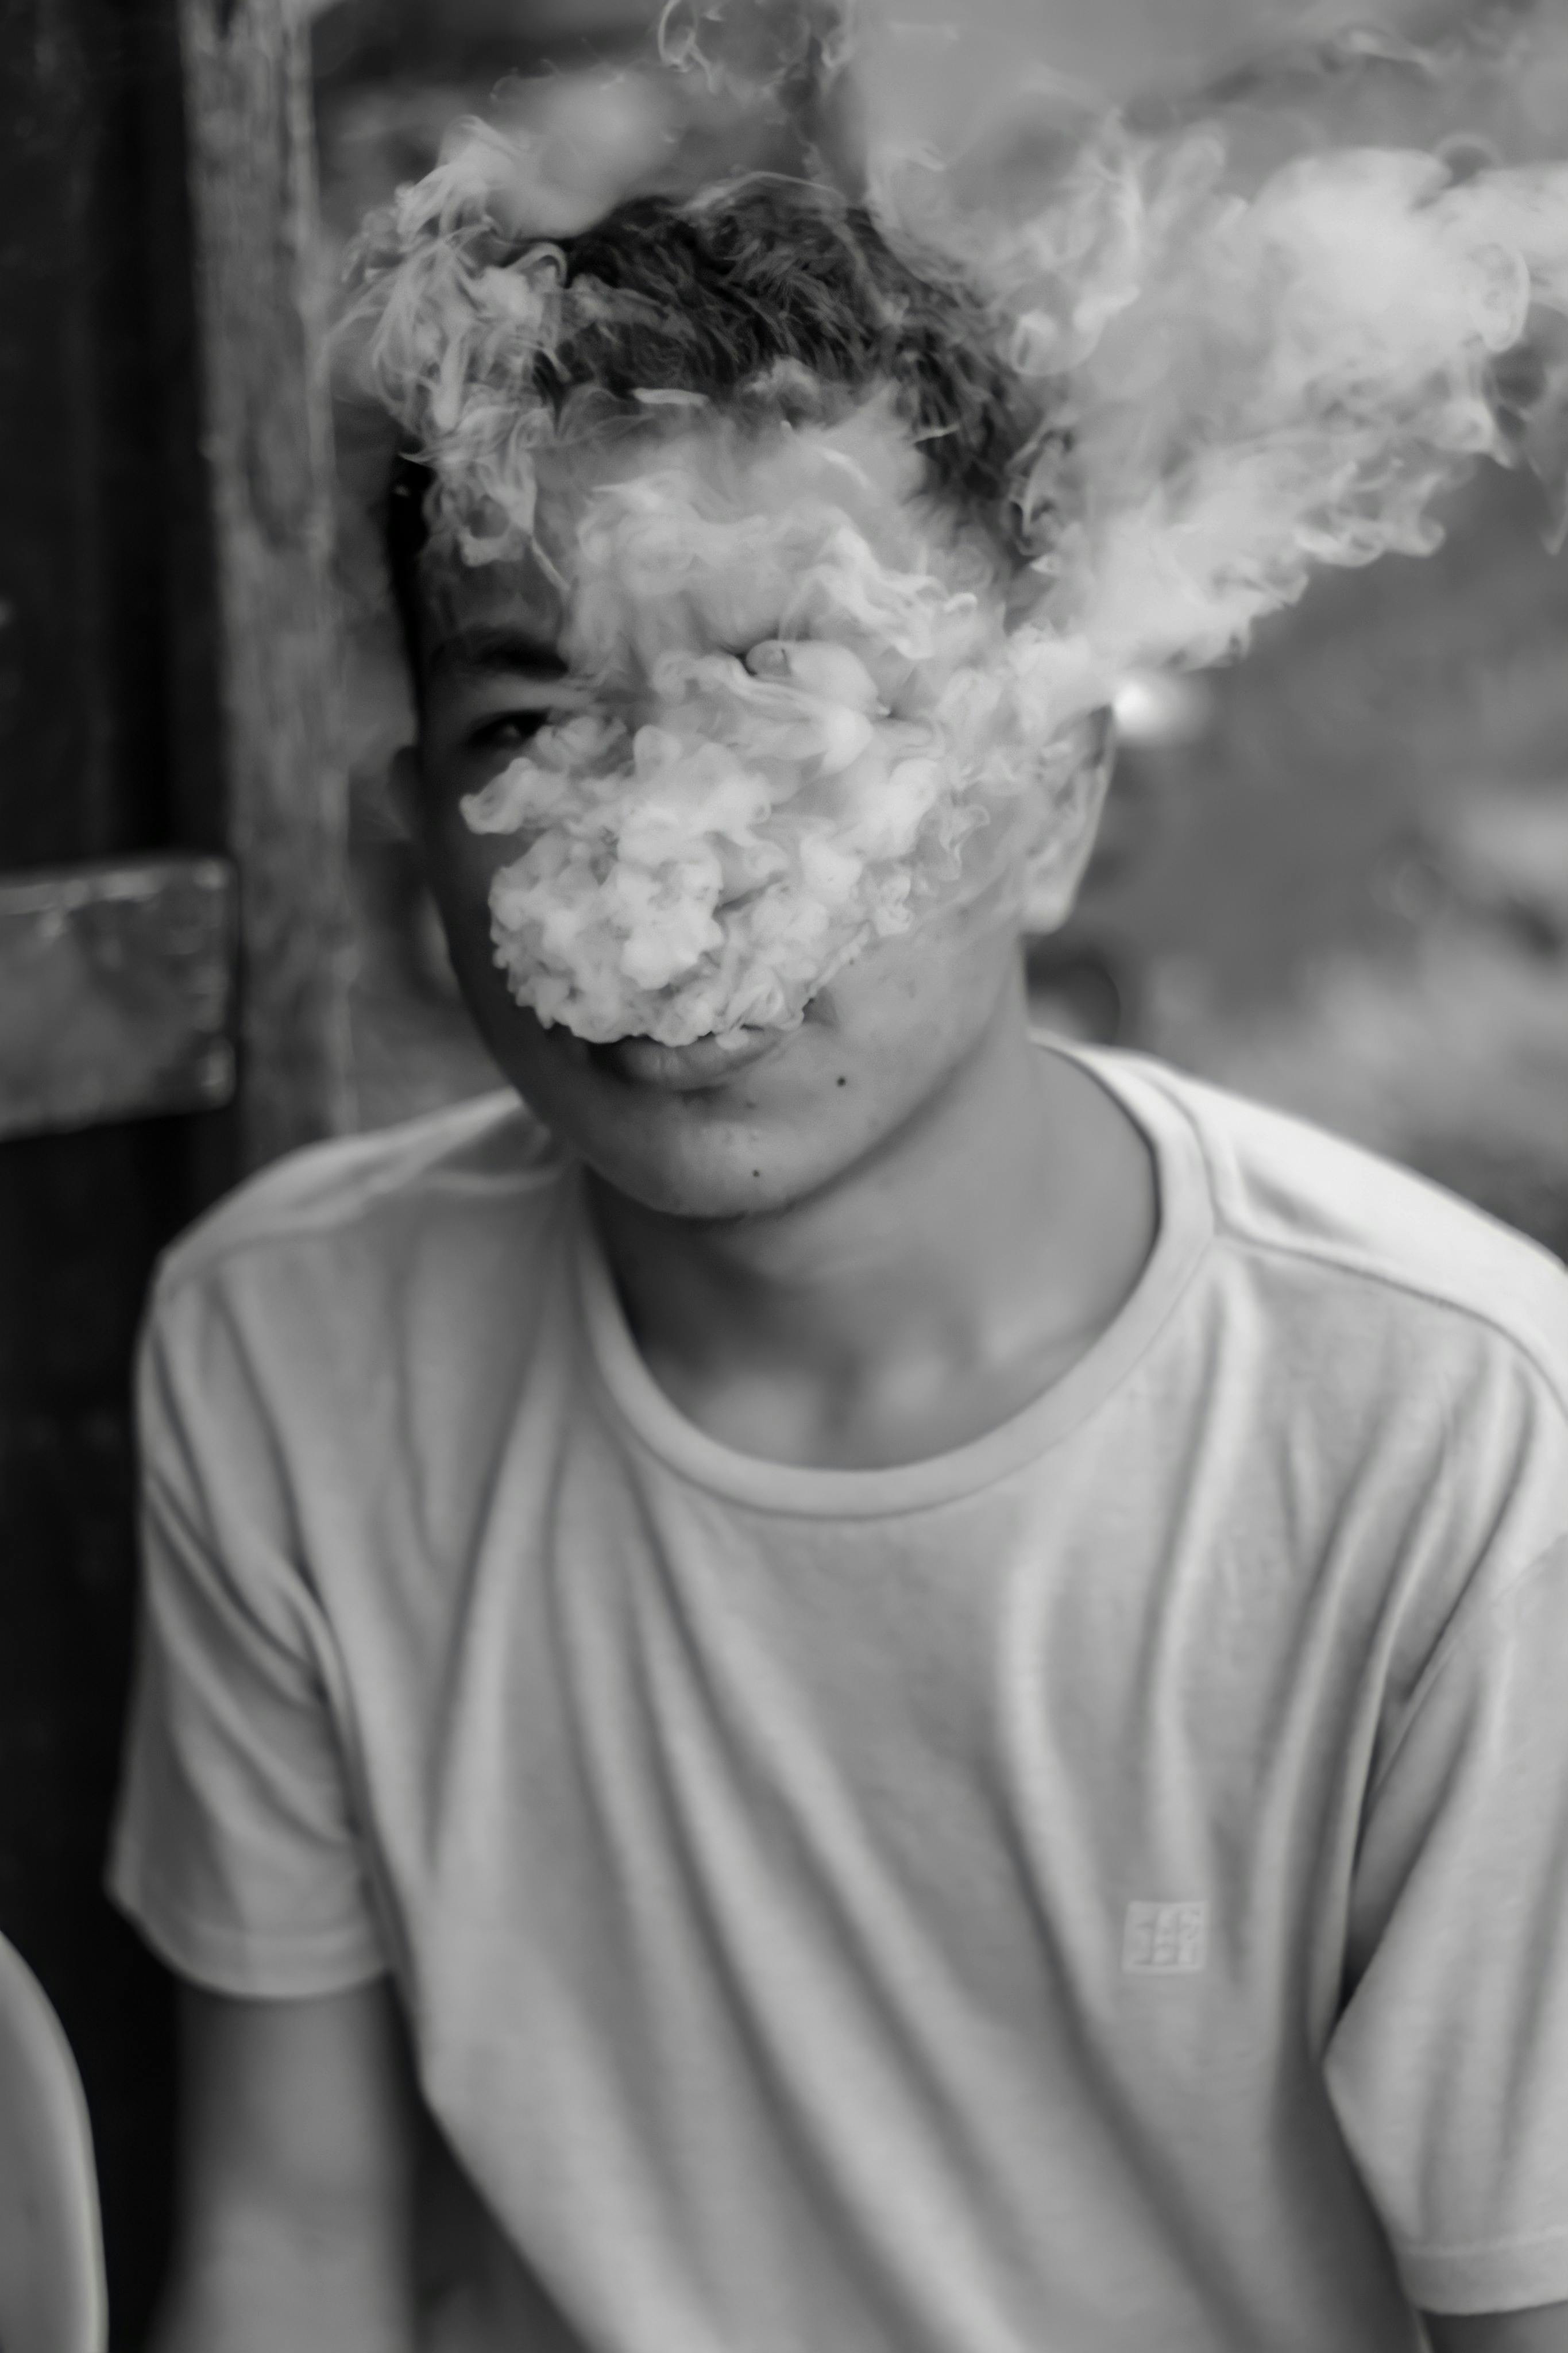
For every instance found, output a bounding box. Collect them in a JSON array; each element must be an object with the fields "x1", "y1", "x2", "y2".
[
  {"x1": 339, "y1": 6, "x2": 1568, "y2": 1050},
  {"x1": 457, "y1": 414, "x2": 1080, "y2": 1047}
]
